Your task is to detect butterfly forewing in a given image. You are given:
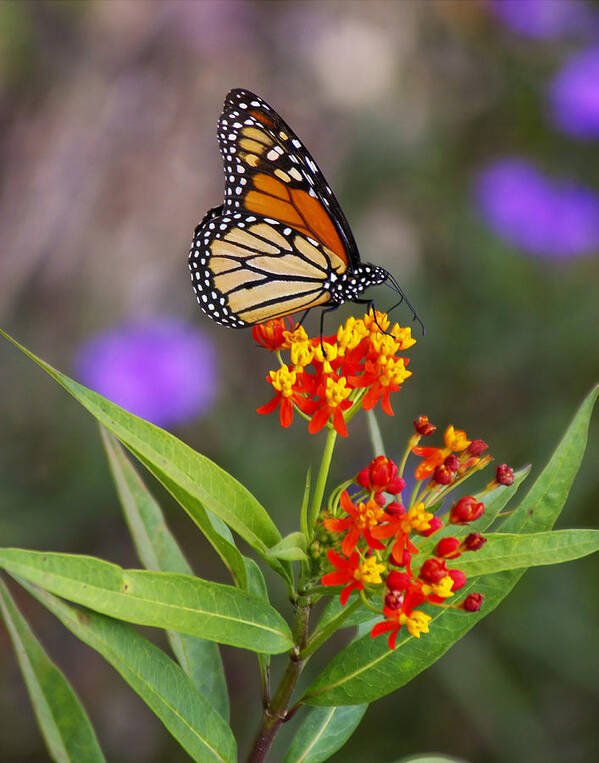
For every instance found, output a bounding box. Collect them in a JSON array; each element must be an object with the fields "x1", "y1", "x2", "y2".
[{"x1": 217, "y1": 89, "x2": 359, "y2": 268}]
